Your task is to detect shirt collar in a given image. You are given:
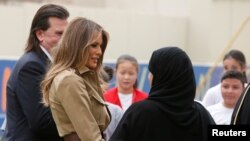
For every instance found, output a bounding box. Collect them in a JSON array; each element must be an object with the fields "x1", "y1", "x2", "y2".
[{"x1": 40, "y1": 45, "x2": 53, "y2": 61}]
